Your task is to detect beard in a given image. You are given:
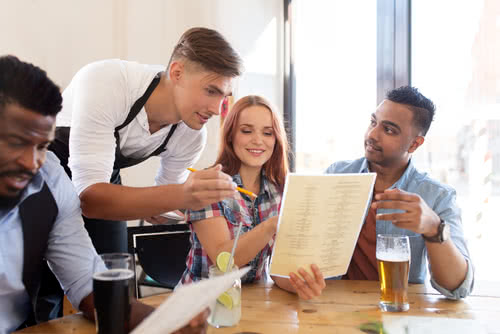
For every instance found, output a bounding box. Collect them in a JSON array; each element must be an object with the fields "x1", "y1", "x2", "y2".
[
  {"x1": 0, "y1": 169, "x2": 34, "y2": 211},
  {"x1": 0, "y1": 189, "x2": 25, "y2": 210}
]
